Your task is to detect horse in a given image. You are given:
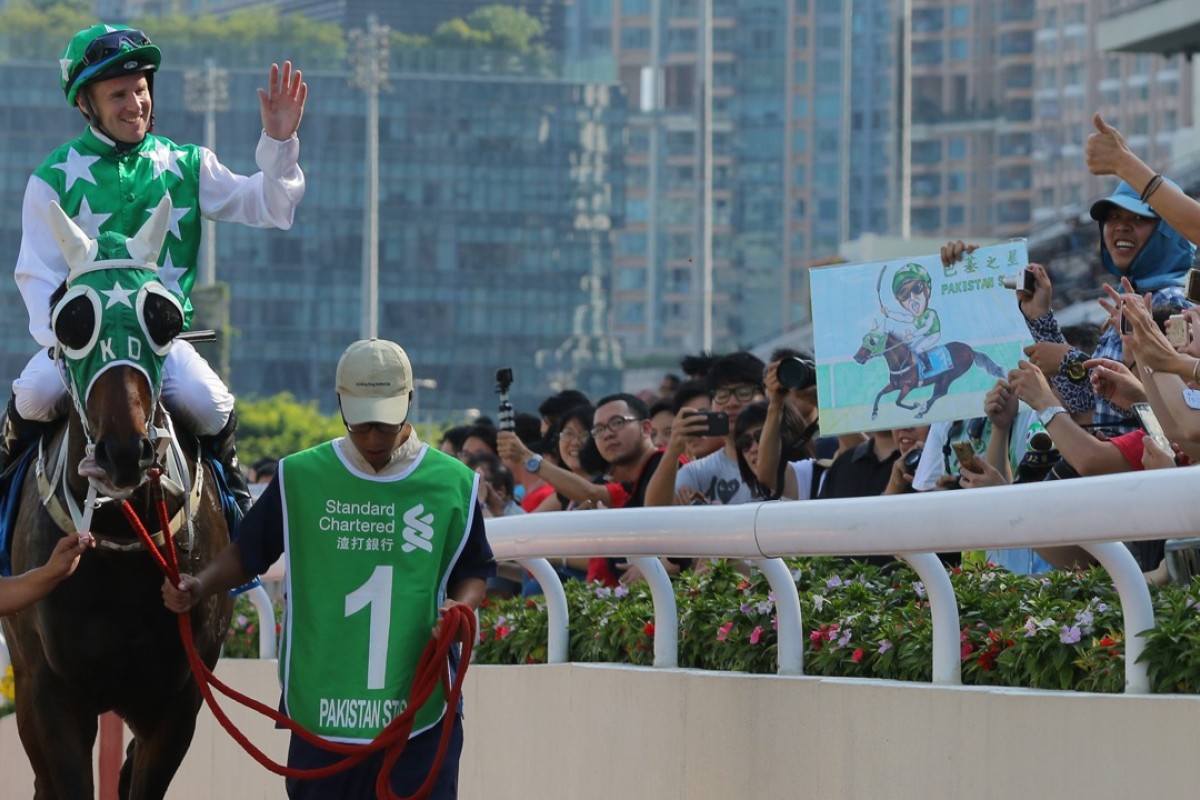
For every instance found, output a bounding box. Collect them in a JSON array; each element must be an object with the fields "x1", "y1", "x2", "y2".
[
  {"x1": 853, "y1": 328, "x2": 1006, "y2": 420},
  {"x1": 1, "y1": 198, "x2": 234, "y2": 799}
]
